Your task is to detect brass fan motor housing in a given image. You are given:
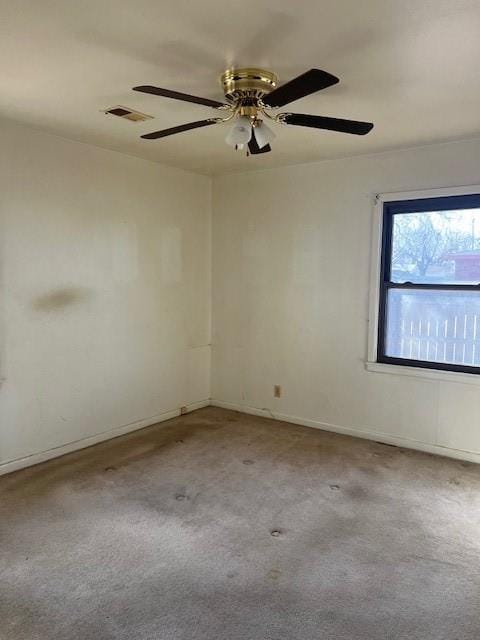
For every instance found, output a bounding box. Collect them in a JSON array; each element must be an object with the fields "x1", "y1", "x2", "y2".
[{"x1": 220, "y1": 68, "x2": 278, "y2": 104}]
